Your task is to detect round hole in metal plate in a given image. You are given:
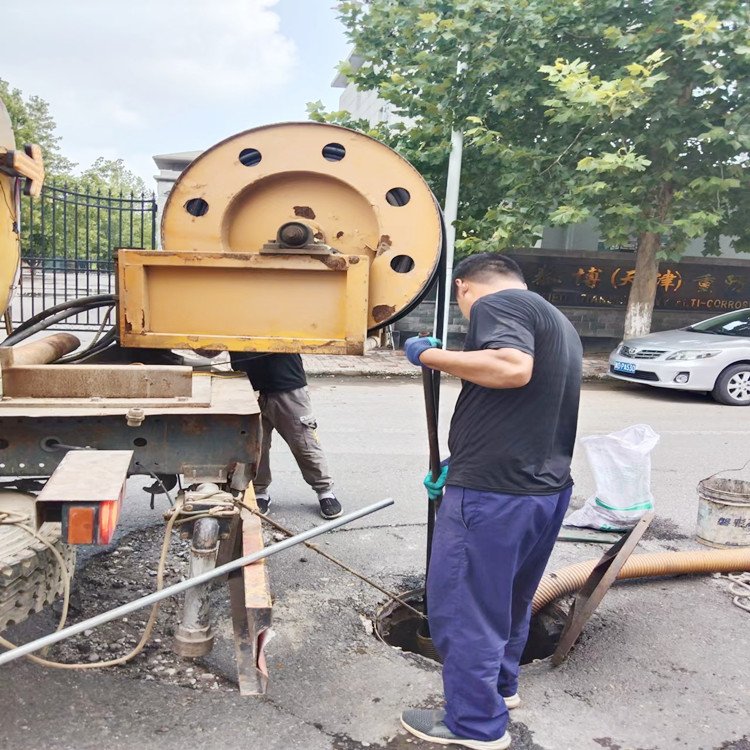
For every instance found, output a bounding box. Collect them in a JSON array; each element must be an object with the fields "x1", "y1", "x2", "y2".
[
  {"x1": 133, "y1": 437, "x2": 148, "y2": 447},
  {"x1": 386, "y1": 187, "x2": 411, "y2": 206},
  {"x1": 239, "y1": 148, "x2": 262, "y2": 167},
  {"x1": 0, "y1": 438, "x2": 8, "y2": 450},
  {"x1": 184, "y1": 198, "x2": 208, "y2": 217},
  {"x1": 322, "y1": 143, "x2": 346, "y2": 162},
  {"x1": 390, "y1": 255, "x2": 415, "y2": 273}
]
